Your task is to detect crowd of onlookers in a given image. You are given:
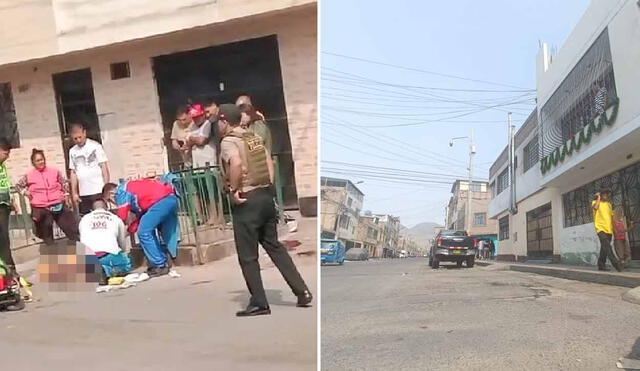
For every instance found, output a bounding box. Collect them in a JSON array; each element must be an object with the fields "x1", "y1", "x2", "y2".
[{"x1": 0, "y1": 93, "x2": 273, "y2": 290}]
